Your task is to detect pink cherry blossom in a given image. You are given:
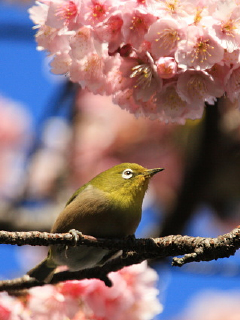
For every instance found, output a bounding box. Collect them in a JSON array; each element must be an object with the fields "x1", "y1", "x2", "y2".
[
  {"x1": 95, "y1": 13, "x2": 123, "y2": 52},
  {"x1": 145, "y1": 17, "x2": 187, "y2": 58},
  {"x1": 190, "y1": 2, "x2": 212, "y2": 25},
  {"x1": 223, "y1": 49, "x2": 240, "y2": 67},
  {"x1": 146, "y1": 0, "x2": 198, "y2": 20},
  {"x1": 45, "y1": 0, "x2": 82, "y2": 30},
  {"x1": 28, "y1": 1, "x2": 48, "y2": 26},
  {"x1": 59, "y1": 280, "x2": 88, "y2": 298},
  {"x1": 140, "y1": 97, "x2": 162, "y2": 120},
  {"x1": 156, "y1": 57, "x2": 177, "y2": 79},
  {"x1": 177, "y1": 70, "x2": 224, "y2": 107},
  {"x1": 157, "y1": 82, "x2": 200, "y2": 124},
  {"x1": 18, "y1": 262, "x2": 162, "y2": 320},
  {"x1": 59, "y1": 262, "x2": 162, "y2": 320},
  {"x1": 28, "y1": 285, "x2": 80, "y2": 320},
  {"x1": 29, "y1": 0, "x2": 240, "y2": 123},
  {"x1": 70, "y1": 53, "x2": 105, "y2": 92},
  {"x1": 207, "y1": 63, "x2": 230, "y2": 92},
  {"x1": 103, "y1": 55, "x2": 125, "y2": 94},
  {"x1": 35, "y1": 25, "x2": 70, "y2": 53},
  {"x1": 122, "y1": 5, "x2": 156, "y2": 49},
  {"x1": 117, "y1": 261, "x2": 163, "y2": 320},
  {"x1": 130, "y1": 63, "x2": 161, "y2": 102},
  {"x1": 0, "y1": 292, "x2": 29, "y2": 320},
  {"x1": 176, "y1": 25, "x2": 224, "y2": 70},
  {"x1": 210, "y1": 1, "x2": 240, "y2": 53},
  {"x1": 50, "y1": 52, "x2": 72, "y2": 74},
  {"x1": 69, "y1": 26, "x2": 95, "y2": 60},
  {"x1": 115, "y1": 55, "x2": 162, "y2": 103},
  {"x1": 79, "y1": 0, "x2": 117, "y2": 26},
  {"x1": 113, "y1": 88, "x2": 142, "y2": 115}
]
